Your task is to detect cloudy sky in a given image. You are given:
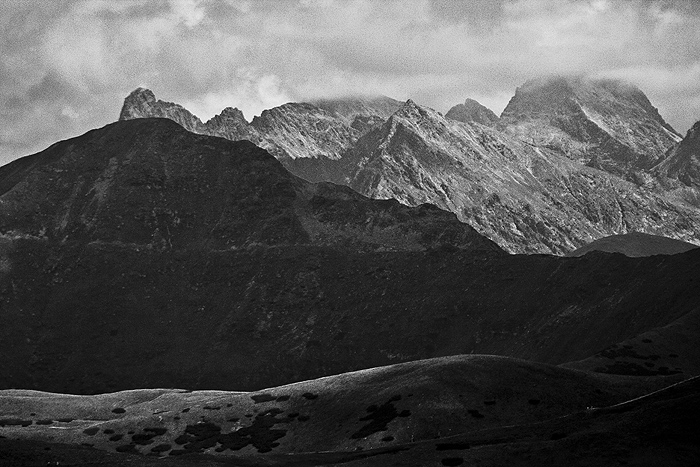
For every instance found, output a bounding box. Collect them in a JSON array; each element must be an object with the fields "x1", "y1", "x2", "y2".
[{"x1": 1, "y1": 0, "x2": 699, "y2": 165}]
